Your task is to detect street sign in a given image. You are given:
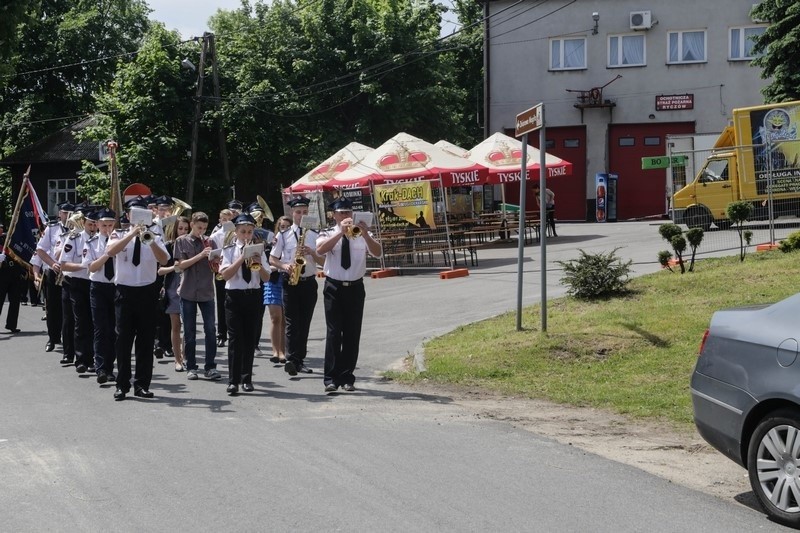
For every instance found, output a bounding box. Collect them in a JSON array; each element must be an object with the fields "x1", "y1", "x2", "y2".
[
  {"x1": 641, "y1": 155, "x2": 687, "y2": 170},
  {"x1": 515, "y1": 104, "x2": 543, "y2": 137},
  {"x1": 123, "y1": 182, "x2": 151, "y2": 202}
]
